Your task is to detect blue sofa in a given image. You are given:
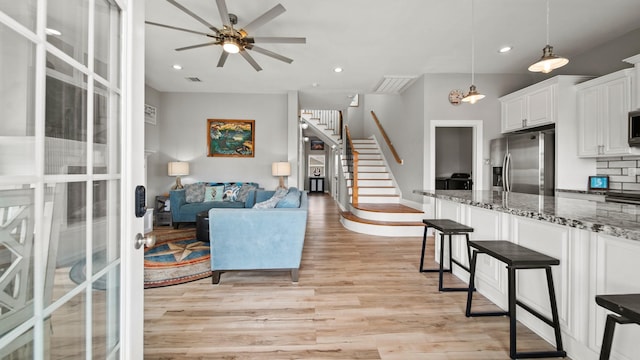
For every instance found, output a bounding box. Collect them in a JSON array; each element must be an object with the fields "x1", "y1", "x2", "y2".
[
  {"x1": 208, "y1": 189, "x2": 308, "y2": 284},
  {"x1": 169, "y1": 182, "x2": 259, "y2": 228}
]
